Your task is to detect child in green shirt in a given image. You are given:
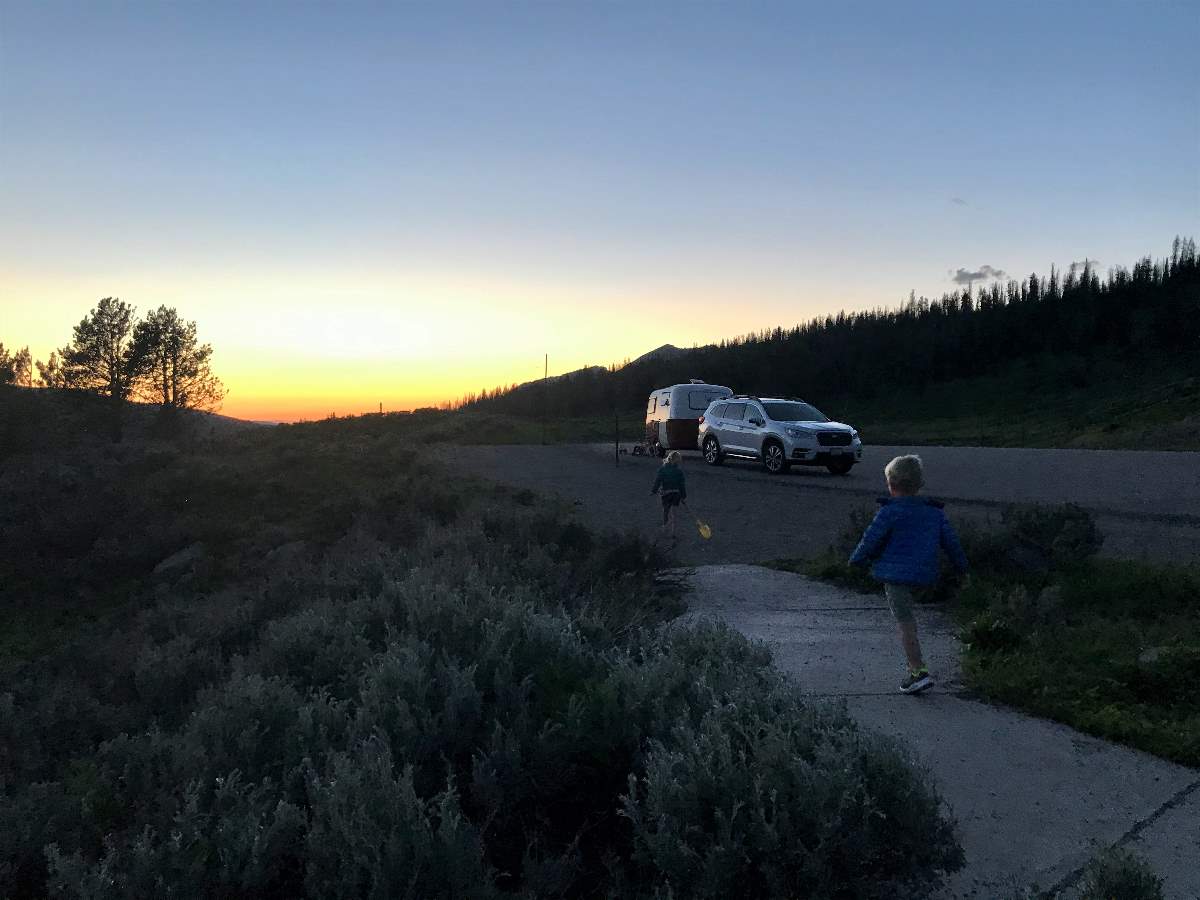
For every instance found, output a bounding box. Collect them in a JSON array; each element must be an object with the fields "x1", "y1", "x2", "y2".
[{"x1": 650, "y1": 450, "x2": 687, "y2": 538}]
